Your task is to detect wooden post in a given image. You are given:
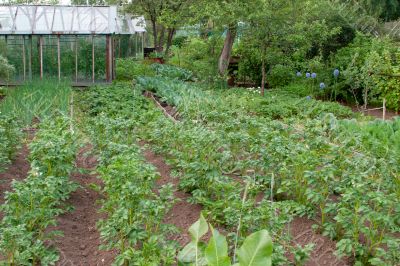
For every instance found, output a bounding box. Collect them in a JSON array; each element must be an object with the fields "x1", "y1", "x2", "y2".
[
  {"x1": 57, "y1": 35, "x2": 61, "y2": 81},
  {"x1": 142, "y1": 32, "x2": 144, "y2": 59},
  {"x1": 29, "y1": 36, "x2": 32, "y2": 80},
  {"x1": 106, "y1": 35, "x2": 110, "y2": 82},
  {"x1": 92, "y1": 35, "x2": 95, "y2": 83},
  {"x1": 112, "y1": 36, "x2": 116, "y2": 80},
  {"x1": 383, "y1": 98, "x2": 386, "y2": 121},
  {"x1": 22, "y1": 36, "x2": 26, "y2": 81},
  {"x1": 39, "y1": 36, "x2": 43, "y2": 80},
  {"x1": 118, "y1": 36, "x2": 121, "y2": 58},
  {"x1": 4, "y1": 36, "x2": 7, "y2": 59},
  {"x1": 135, "y1": 33, "x2": 138, "y2": 59},
  {"x1": 75, "y1": 35, "x2": 78, "y2": 83}
]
